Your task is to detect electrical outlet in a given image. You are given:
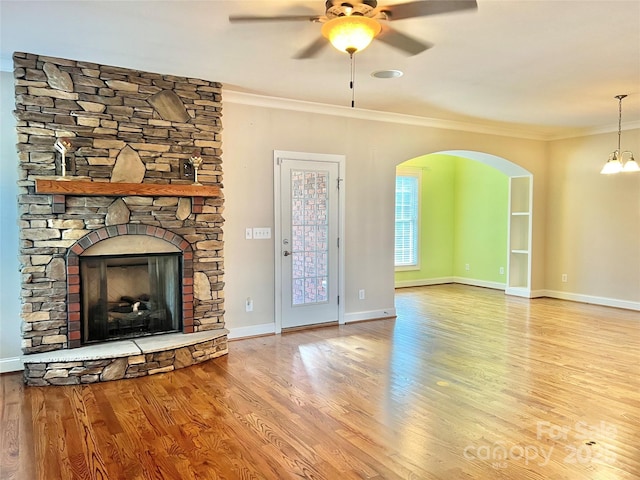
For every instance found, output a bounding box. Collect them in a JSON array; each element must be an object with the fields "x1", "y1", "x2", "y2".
[
  {"x1": 465, "y1": 264, "x2": 470, "y2": 271},
  {"x1": 561, "y1": 274, "x2": 568, "y2": 283},
  {"x1": 359, "y1": 289, "x2": 365, "y2": 300},
  {"x1": 245, "y1": 297, "x2": 253, "y2": 312},
  {"x1": 499, "y1": 267, "x2": 504, "y2": 275},
  {"x1": 245, "y1": 228, "x2": 253, "y2": 240}
]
